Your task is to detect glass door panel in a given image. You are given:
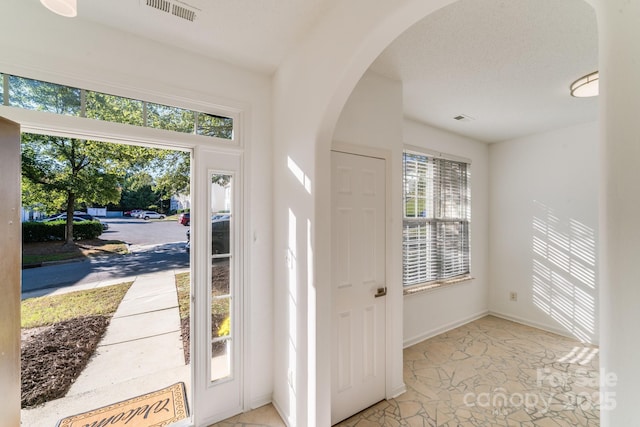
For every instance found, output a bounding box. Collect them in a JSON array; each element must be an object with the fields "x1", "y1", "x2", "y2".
[
  {"x1": 192, "y1": 147, "x2": 242, "y2": 425},
  {"x1": 209, "y1": 174, "x2": 233, "y2": 383}
]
